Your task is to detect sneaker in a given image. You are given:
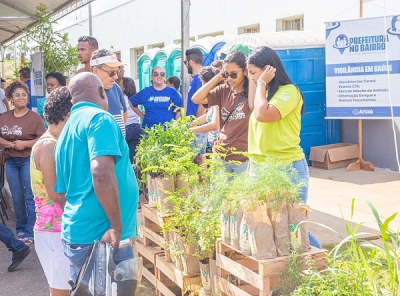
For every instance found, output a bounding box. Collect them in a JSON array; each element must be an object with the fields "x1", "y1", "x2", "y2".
[
  {"x1": 23, "y1": 238, "x2": 34, "y2": 245},
  {"x1": 8, "y1": 245, "x2": 31, "y2": 272},
  {"x1": 17, "y1": 235, "x2": 24, "y2": 241}
]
